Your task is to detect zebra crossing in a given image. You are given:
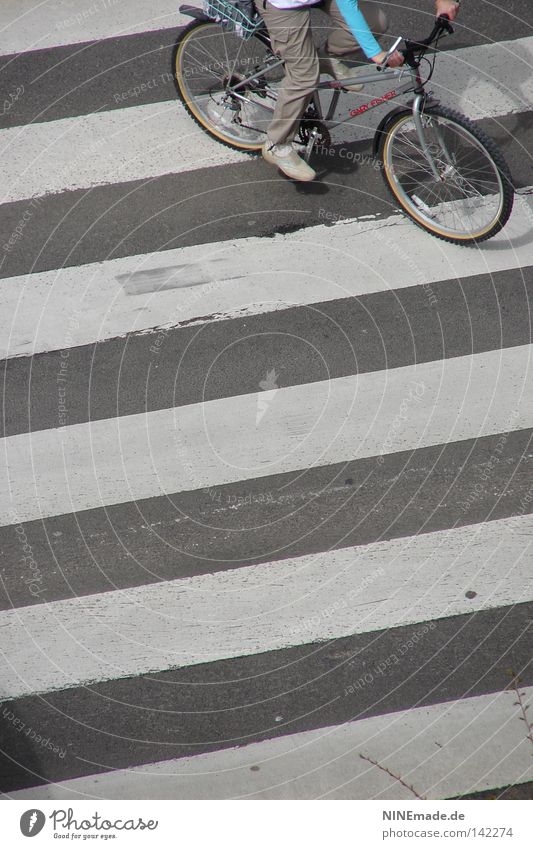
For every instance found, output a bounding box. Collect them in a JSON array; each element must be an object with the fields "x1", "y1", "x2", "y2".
[
  {"x1": 1, "y1": 0, "x2": 532, "y2": 801},
  {"x1": 2, "y1": 36, "x2": 532, "y2": 202}
]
